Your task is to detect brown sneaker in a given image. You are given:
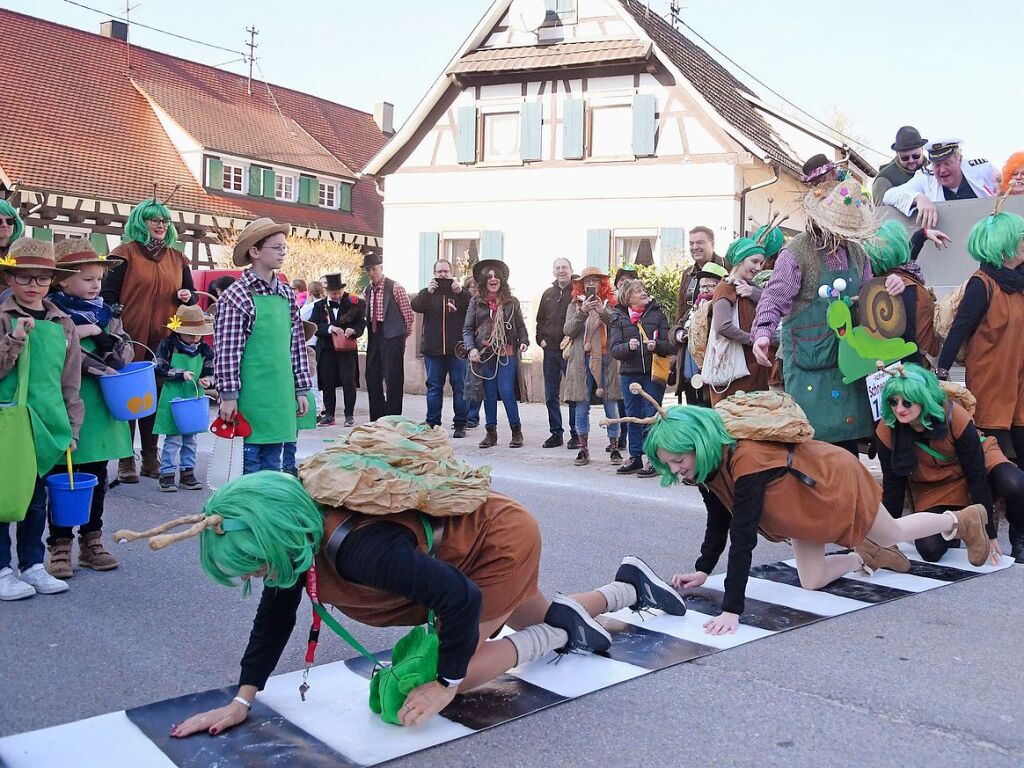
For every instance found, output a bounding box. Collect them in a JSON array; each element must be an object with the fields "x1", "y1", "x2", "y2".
[
  {"x1": 78, "y1": 531, "x2": 119, "y2": 571},
  {"x1": 952, "y1": 504, "x2": 989, "y2": 567},
  {"x1": 117, "y1": 457, "x2": 139, "y2": 484},
  {"x1": 855, "y1": 538, "x2": 911, "y2": 574},
  {"x1": 46, "y1": 538, "x2": 74, "y2": 580},
  {"x1": 140, "y1": 449, "x2": 160, "y2": 479}
]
